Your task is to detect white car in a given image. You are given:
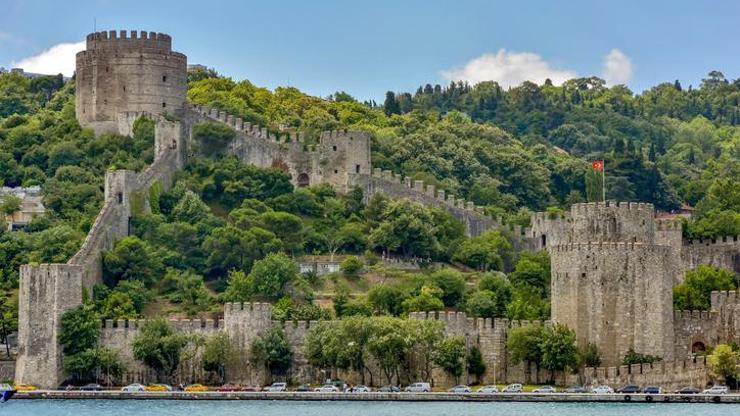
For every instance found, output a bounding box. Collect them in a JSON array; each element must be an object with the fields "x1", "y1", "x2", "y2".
[
  {"x1": 502, "y1": 383, "x2": 523, "y2": 393},
  {"x1": 702, "y1": 385, "x2": 728, "y2": 395},
  {"x1": 591, "y1": 385, "x2": 614, "y2": 394},
  {"x1": 121, "y1": 383, "x2": 145, "y2": 392},
  {"x1": 315, "y1": 384, "x2": 340, "y2": 392},
  {"x1": 405, "y1": 382, "x2": 432, "y2": 392},
  {"x1": 264, "y1": 382, "x2": 288, "y2": 392},
  {"x1": 533, "y1": 386, "x2": 557, "y2": 393},
  {"x1": 448, "y1": 385, "x2": 471, "y2": 393},
  {"x1": 477, "y1": 385, "x2": 499, "y2": 393},
  {"x1": 352, "y1": 385, "x2": 371, "y2": 392}
]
